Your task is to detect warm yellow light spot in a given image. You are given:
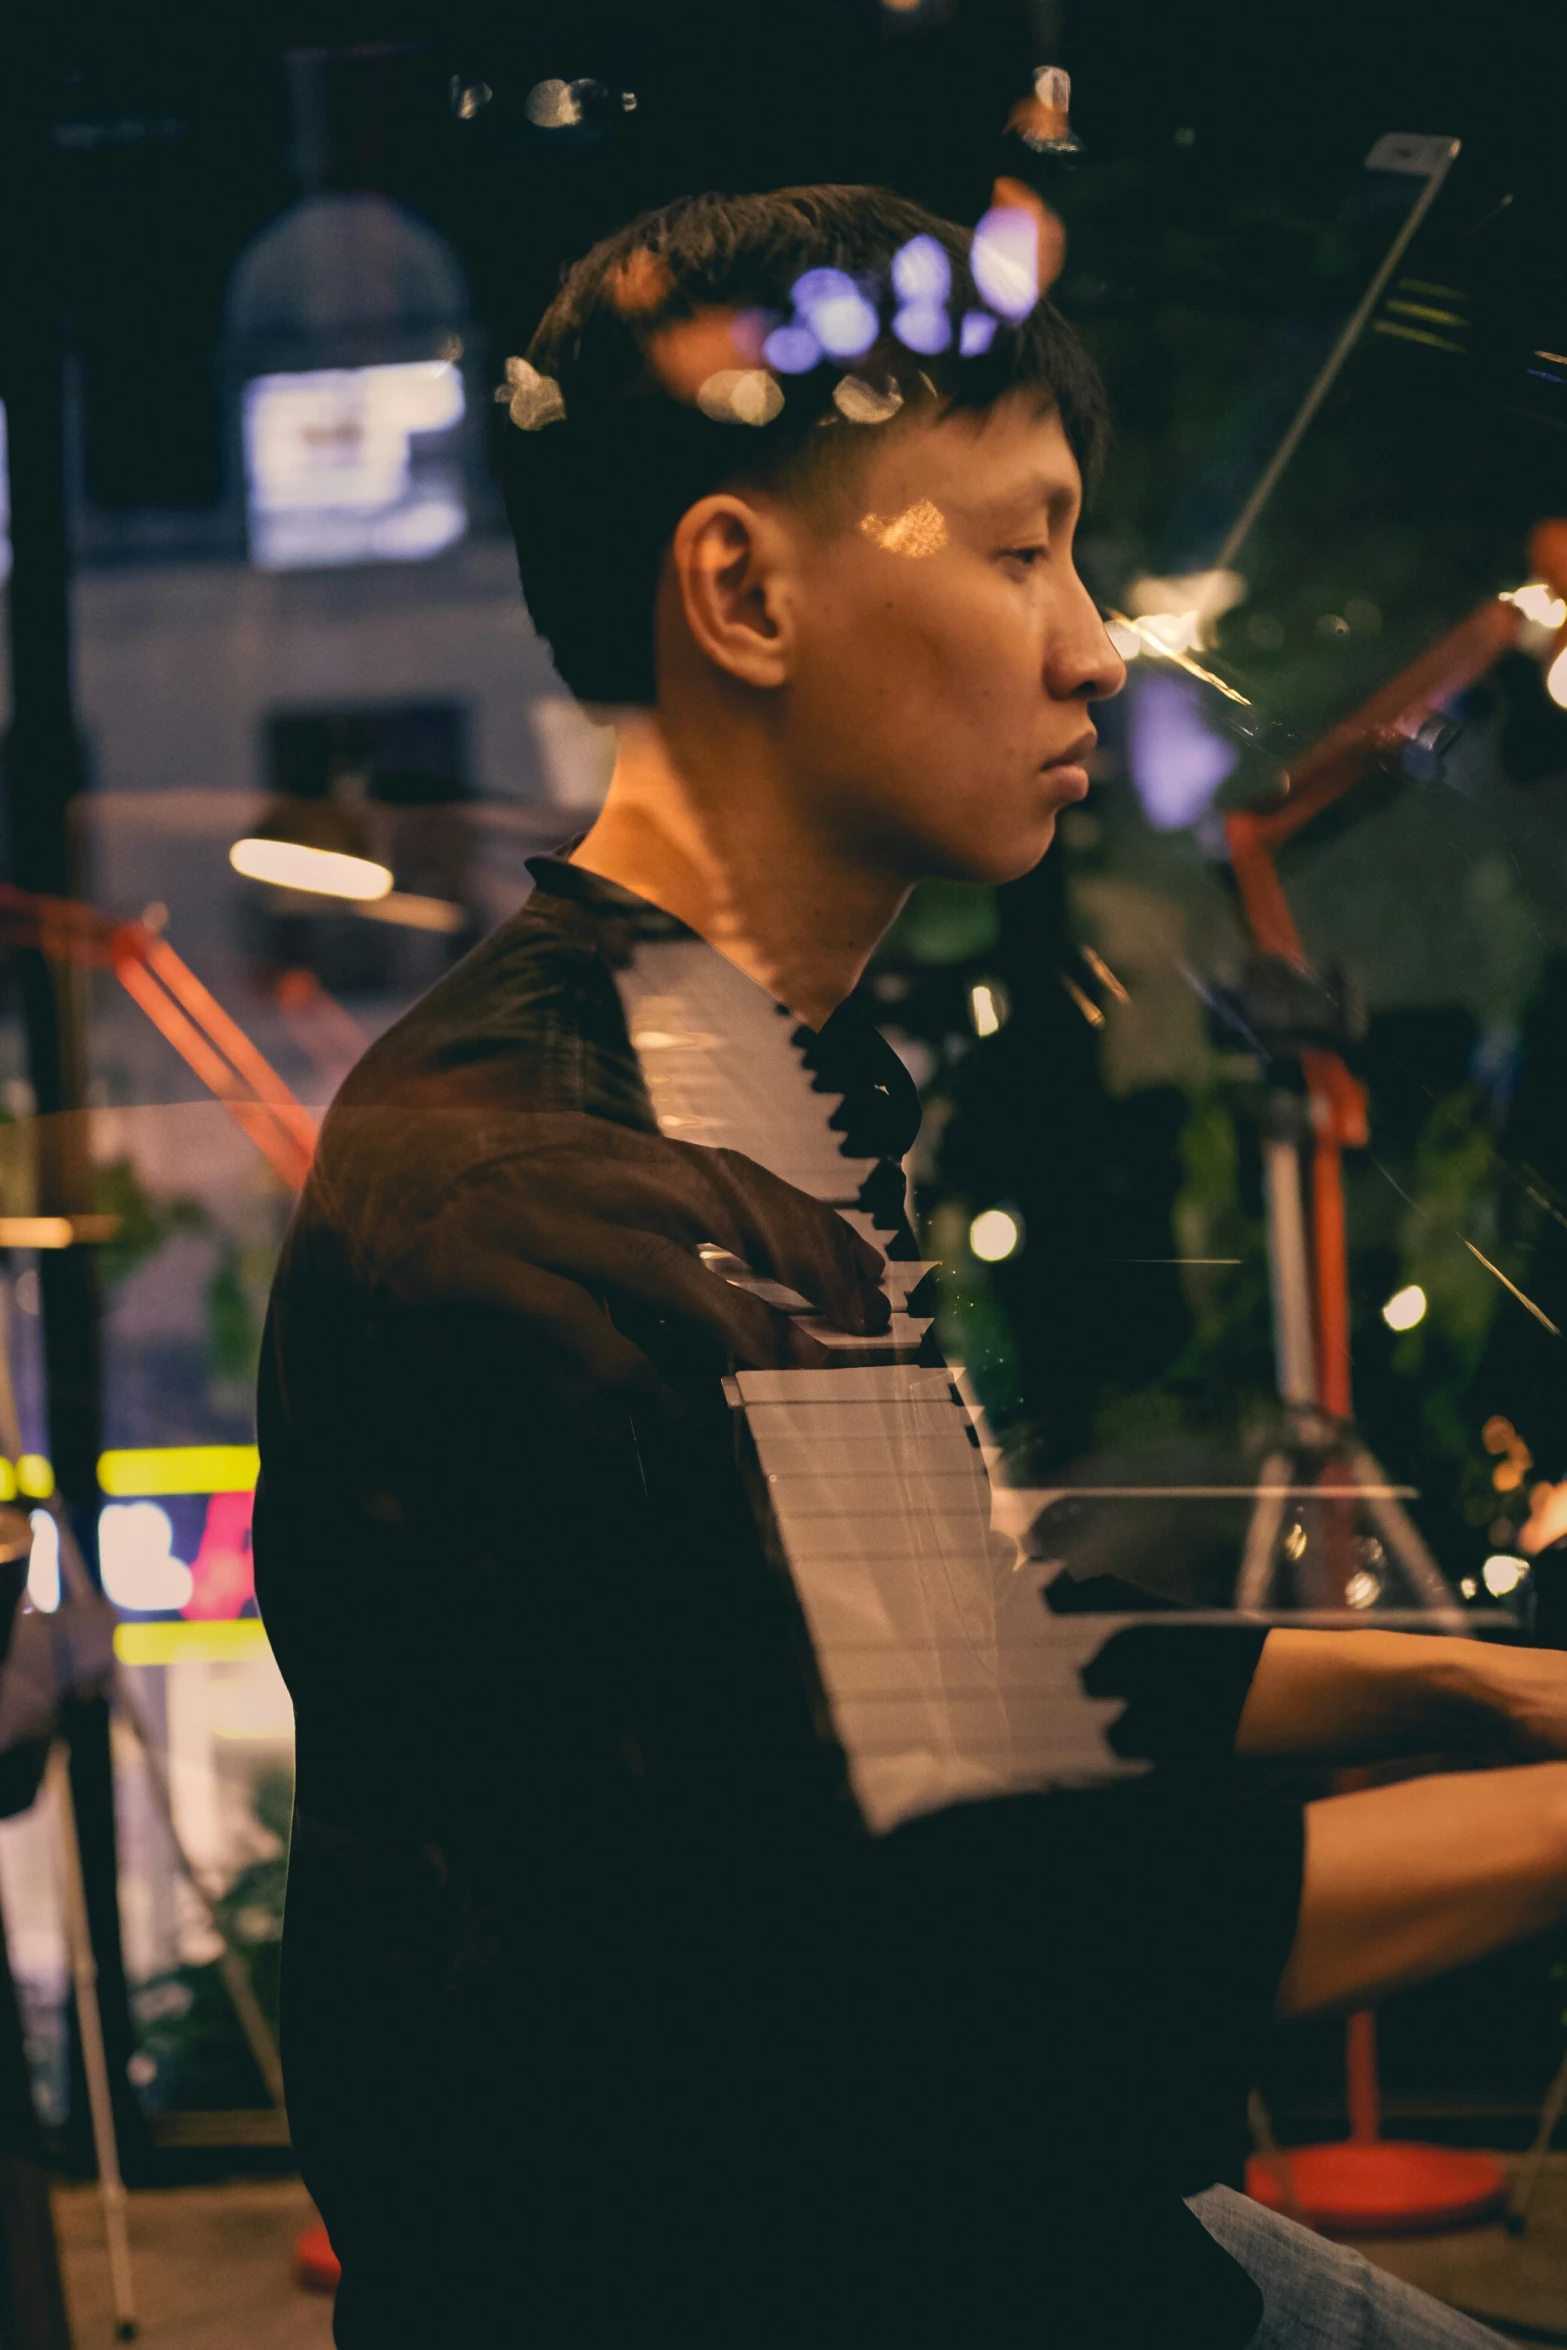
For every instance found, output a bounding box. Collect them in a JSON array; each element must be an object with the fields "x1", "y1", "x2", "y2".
[
  {"x1": 1504, "y1": 581, "x2": 1567, "y2": 631},
  {"x1": 0, "y1": 1216, "x2": 115, "y2": 1247},
  {"x1": 230, "y1": 838, "x2": 393, "y2": 902},
  {"x1": 0, "y1": 1461, "x2": 16, "y2": 1503},
  {"x1": 969, "y1": 983, "x2": 1002, "y2": 1038},
  {"x1": 1482, "y1": 1553, "x2": 1528, "y2": 1598},
  {"x1": 858, "y1": 499, "x2": 949, "y2": 559},
  {"x1": 1381, "y1": 1283, "x2": 1427, "y2": 1332},
  {"x1": 99, "y1": 1444, "x2": 260, "y2": 1497},
  {"x1": 1548, "y1": 646, "x2": 1567, "y2": 710},
  {"x1": 17, "y1": 1455, "x2": 53, "y2": 1499},
  {"x1": 0, "y1": 1218, "x2": 73, "y2": 1248},
  {"x1": 970, "y1": 1207, "x2": 1020, "y2": 1263},
  {"x1": 115, "y1": 1620, "x2": 272, "y2": 1667}
]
